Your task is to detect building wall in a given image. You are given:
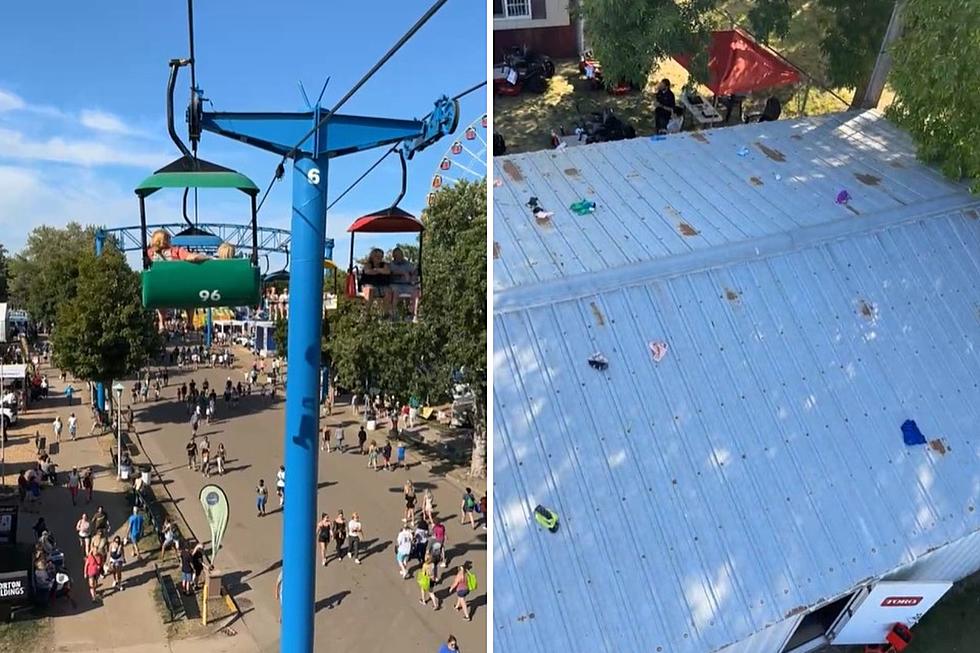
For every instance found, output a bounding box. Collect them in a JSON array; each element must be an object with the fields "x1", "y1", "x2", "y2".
[
  {"x1": 493, "y1": 0, "x2": 570, "y2": 30},
  {"x1": 493, "y1": 24, "x2": 578, "y2": 60}
]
